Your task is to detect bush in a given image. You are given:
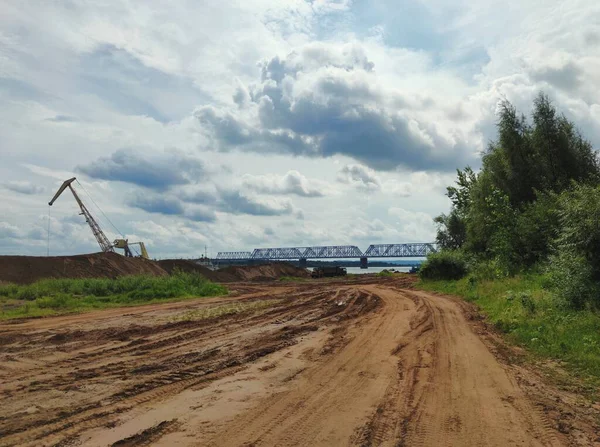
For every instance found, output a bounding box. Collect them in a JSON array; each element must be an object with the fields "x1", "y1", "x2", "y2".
[
  {"x1": 548, "y1": 184, "x2": 600, "y2": 309},
  {"x1": 419, "y1": 251, "x2": 468, "y2": 281},
  {"x1": 36, "y1": 293, "x2": 76, "y2": 310},
  {"x1": 470, "y1": 258, "x2": 510, "y2": 280},
  {"x1": 548, "y1": 251, "x2": 600, "y2": 310}
]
